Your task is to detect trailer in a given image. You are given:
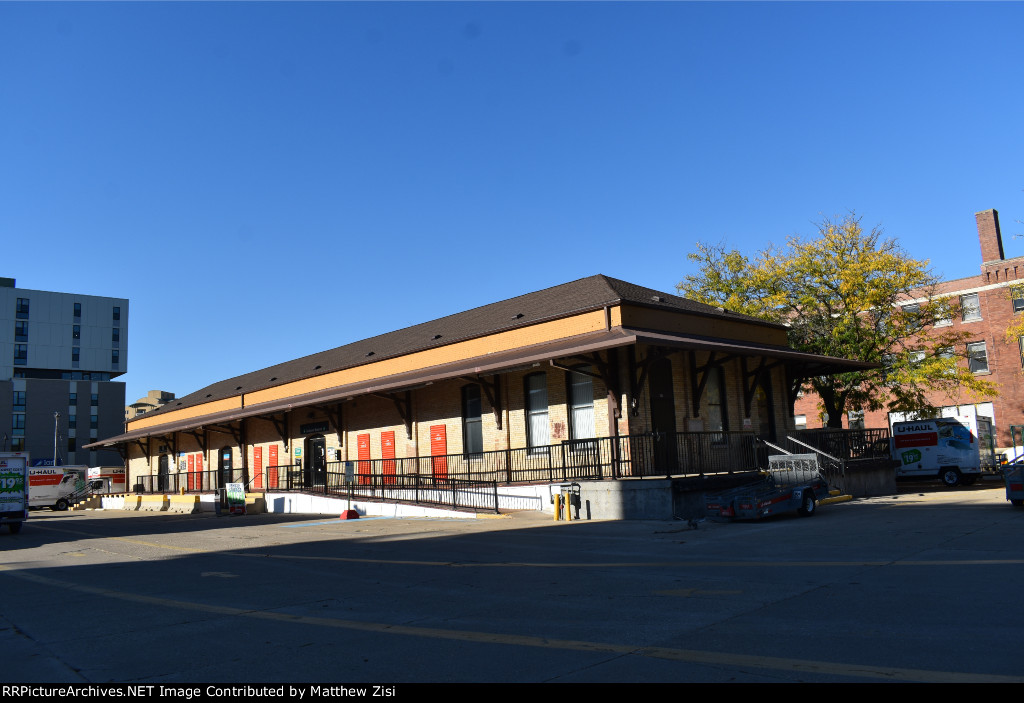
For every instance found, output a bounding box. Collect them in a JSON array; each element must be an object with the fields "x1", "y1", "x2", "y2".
[
  {"x1": 705, "y1": 454, "x2": 831, "y2": 520},
  {"x1": 0, "y1": 452, "x2": 30, "y2": 534}
]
